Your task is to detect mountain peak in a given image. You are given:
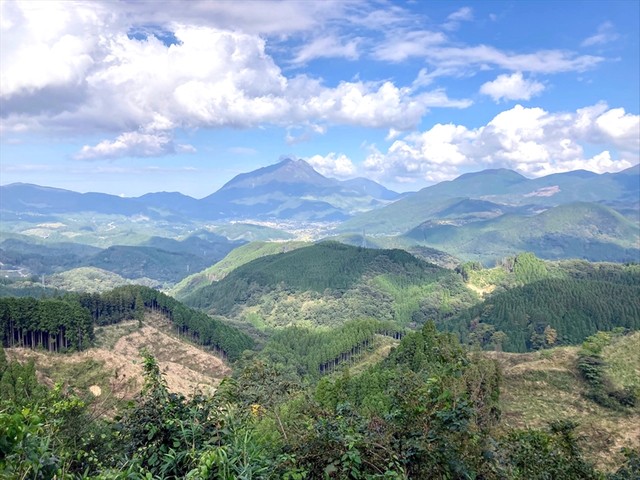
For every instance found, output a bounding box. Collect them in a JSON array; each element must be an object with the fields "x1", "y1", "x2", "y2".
[{"x1": 218, "y1": 158, "x2": 335, "y2": 191}]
